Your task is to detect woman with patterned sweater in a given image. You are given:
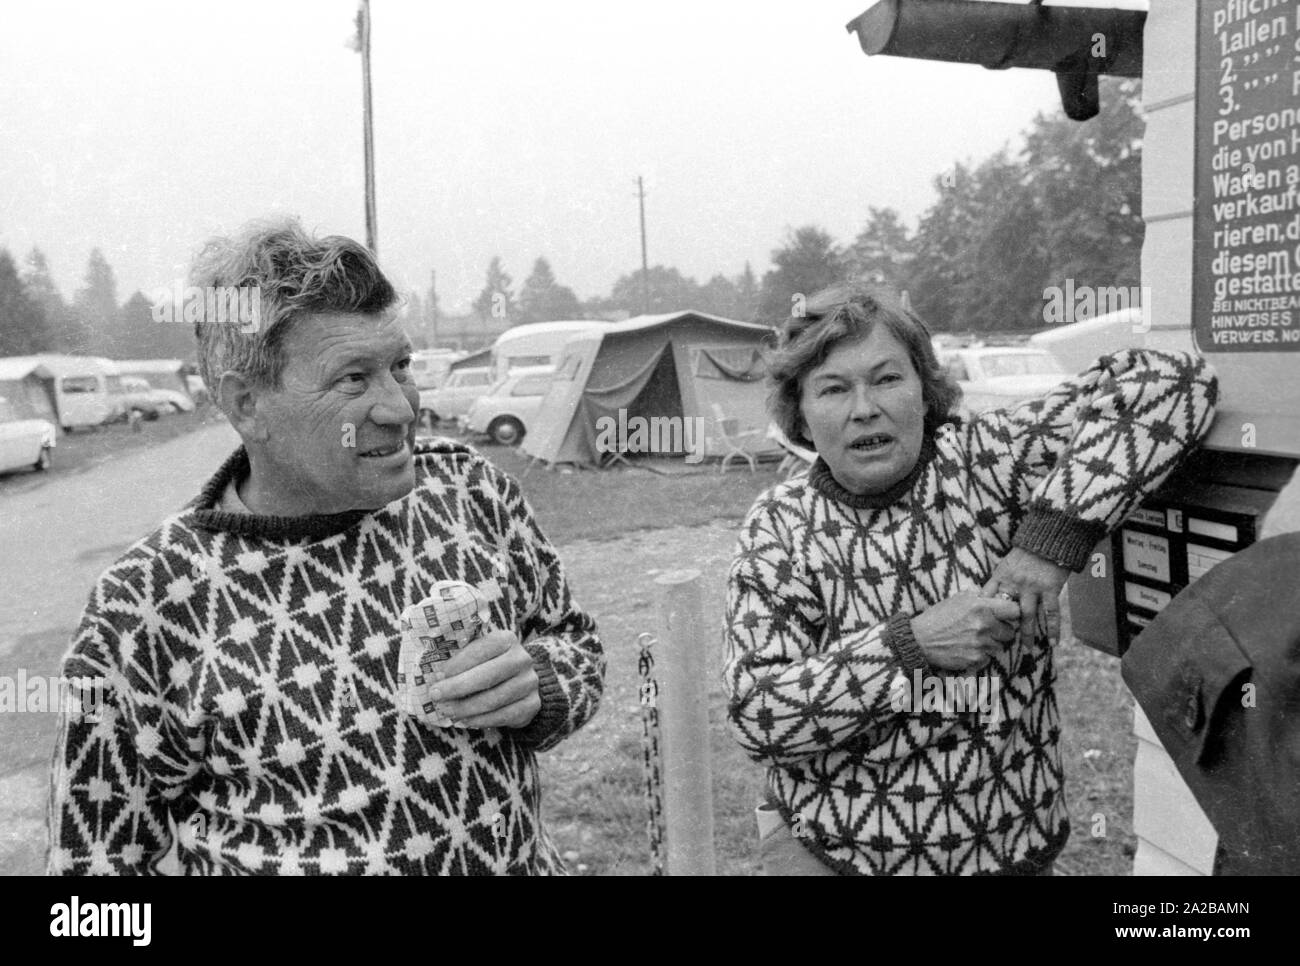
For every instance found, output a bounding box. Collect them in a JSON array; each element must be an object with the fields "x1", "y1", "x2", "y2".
[{"x1": 724, "y1": 283, "x2": 1218, "y2": 876}]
